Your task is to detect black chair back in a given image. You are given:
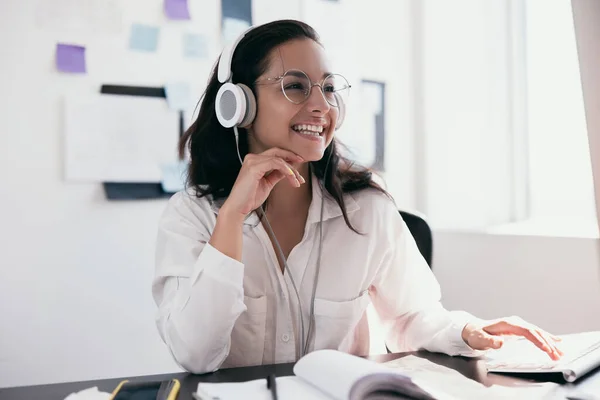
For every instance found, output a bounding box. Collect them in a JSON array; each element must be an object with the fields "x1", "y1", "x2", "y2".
[{"x1": 399, "y1": 210, "x2": 433, "y2": 268}]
